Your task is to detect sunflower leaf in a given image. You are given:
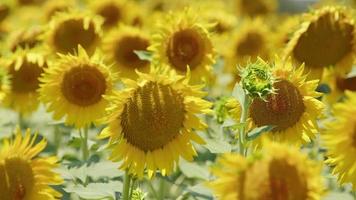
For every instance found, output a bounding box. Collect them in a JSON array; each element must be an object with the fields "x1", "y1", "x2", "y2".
[
  {"x1": 246, "y1": 125, "x2": 275, "y2": 141},
  {"x1": 134, "y1": 50, "x2": 152, "y2": 61},
  {"x1": 232, "y1": 83, "x2": 246, "y2": 109},
  {"x1": 179, "y1": 160, "x2": 210, "y2": 180}
]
